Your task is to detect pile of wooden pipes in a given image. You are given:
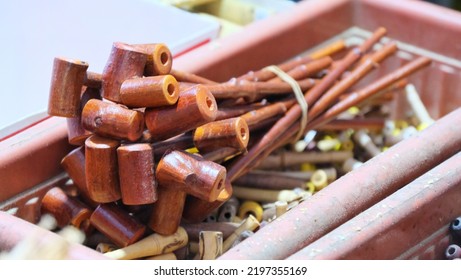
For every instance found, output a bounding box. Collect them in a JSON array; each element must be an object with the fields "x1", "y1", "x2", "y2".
[{"x1": 42, "y1": 26, "x2": 433, "y2": 260}]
